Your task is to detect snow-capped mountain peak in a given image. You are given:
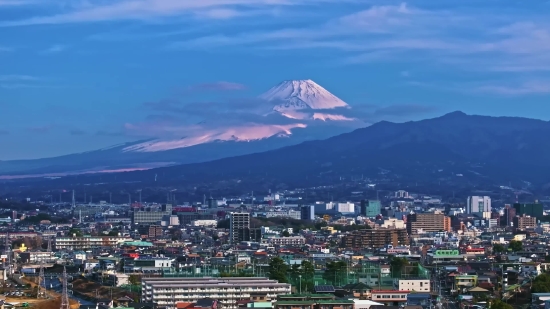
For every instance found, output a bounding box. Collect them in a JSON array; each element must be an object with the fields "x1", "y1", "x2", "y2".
[{"x1": 259, "y1": 79, "x2": 349, "y2": 112}]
